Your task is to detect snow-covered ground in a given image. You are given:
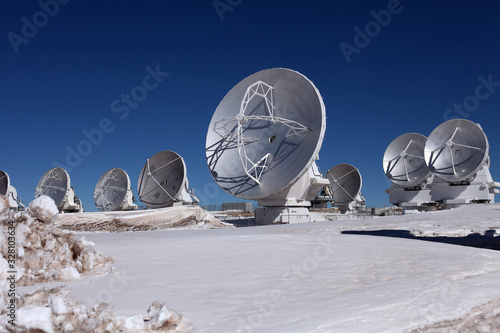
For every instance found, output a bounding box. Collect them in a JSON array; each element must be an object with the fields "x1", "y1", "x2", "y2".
[{"x1": 17, "y1": 203, "x2": 500, "y2": 332}]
